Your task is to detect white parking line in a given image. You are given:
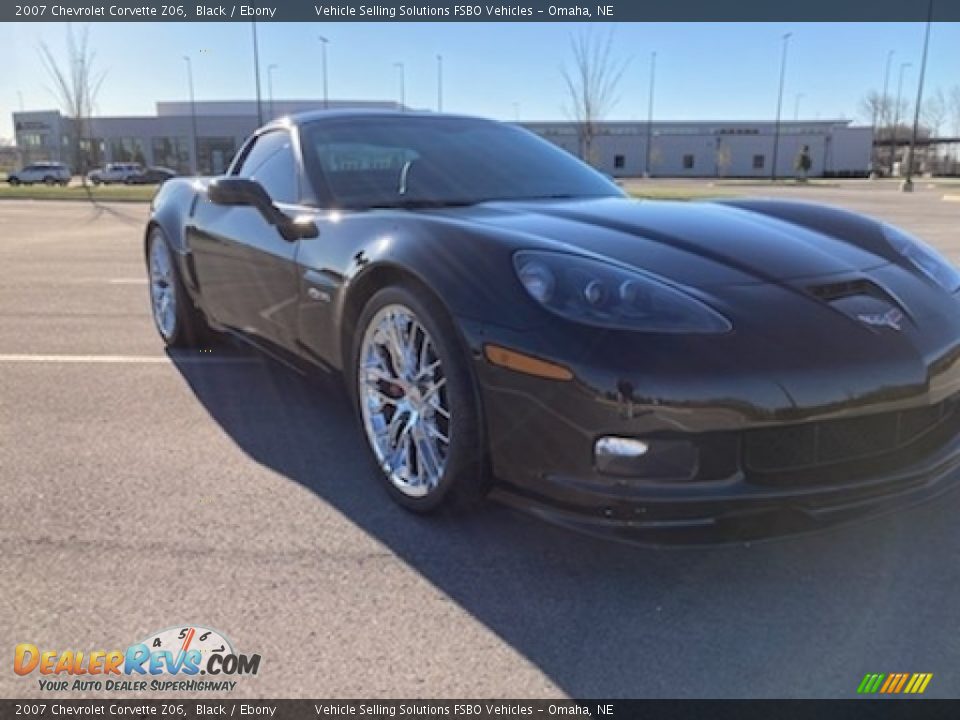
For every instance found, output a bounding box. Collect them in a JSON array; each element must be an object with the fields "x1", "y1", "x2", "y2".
[{"x1": 0, "y1": 354, "x2": 260, "y2": 364}]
